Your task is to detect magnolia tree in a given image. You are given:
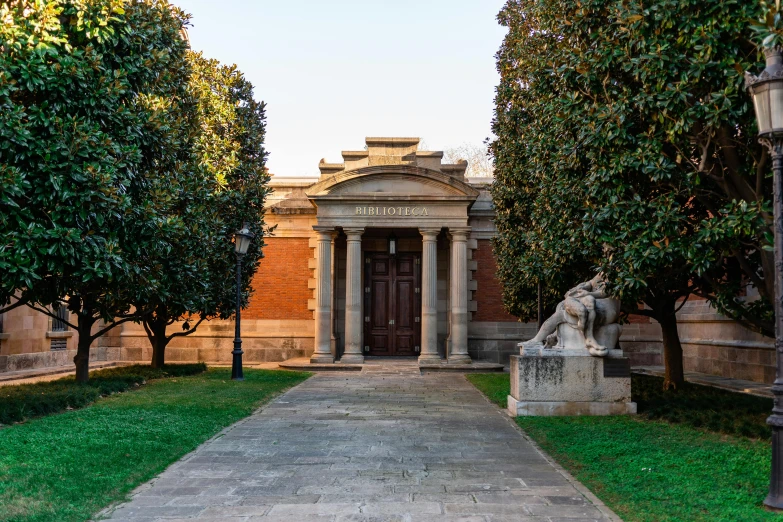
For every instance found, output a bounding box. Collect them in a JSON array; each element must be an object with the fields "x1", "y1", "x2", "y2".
[
  {"x1": 0, "y1": 0, "x2": 196, "y2": 381},
  {"x1": 491, "y1": 0, "x2": 769, "y2": 389},
  {"x1": 138, "y1": 52, "x2": 271, "y2": 368}
]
